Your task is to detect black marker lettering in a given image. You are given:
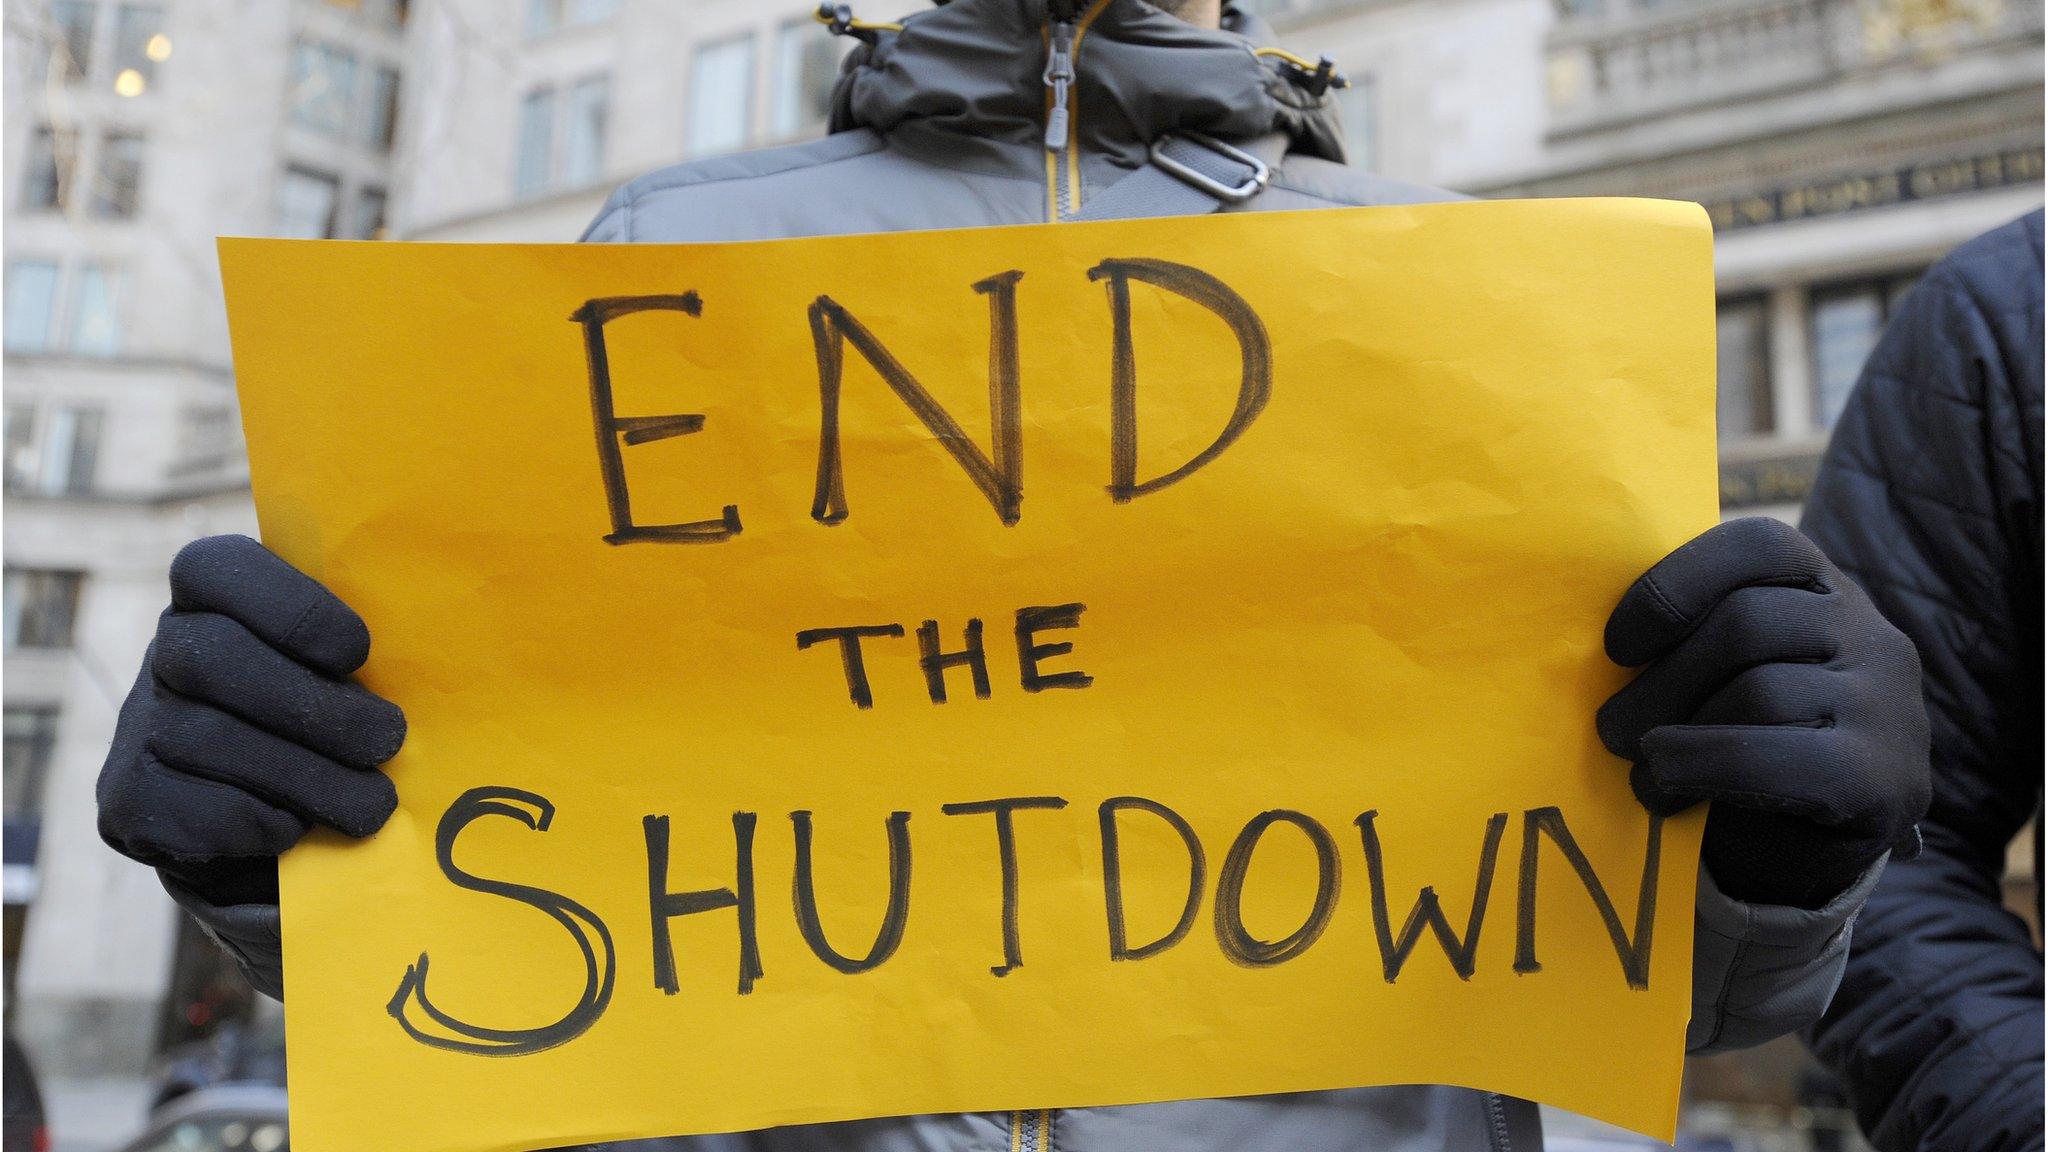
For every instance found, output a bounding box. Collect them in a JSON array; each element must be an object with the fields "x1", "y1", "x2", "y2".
[
  {"x1": 1014, "y1": 603, "x2": 1093, "y2": 692},
  {"x1": 1099, "y1": 796, "x2": 1205, "y2": 961},
  {"x1": 790, "y1": 810, "x2": 913, "y2": 973},
  {"x1": 1513, "y1": 806, "x2": 1661, "y2": 990},
  {"x1": 809, "y1": 271, "x2": 1024, "y2": 526},
  {"x1": 644, "y1": 812, "x2": 761, "y2": 996},
  {"x1": 917, "y1": 618, "x2": 991, "y2": 704},
  {"x1": 1213, "y1": 809, "x2": 1340, "y2": 967},
  {"x1": 1085, "y1": 258, "x2": 1272, "y2": 502},
  {"x1": 387, "y1": 787, "x2": 614, "y2": 1056},
  {"x1": 1356, "y1": 809, "x2": 1507, "y2": 982},
  {"x1": 796, "y1": 624, "x2": 906, "y2": 709},
  {"x1": 571, "y1": 293, "x2": 741, "y2": 544},
  {"x1": 940, "y1": 796, "x2": 1068, "y2": 976}
]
